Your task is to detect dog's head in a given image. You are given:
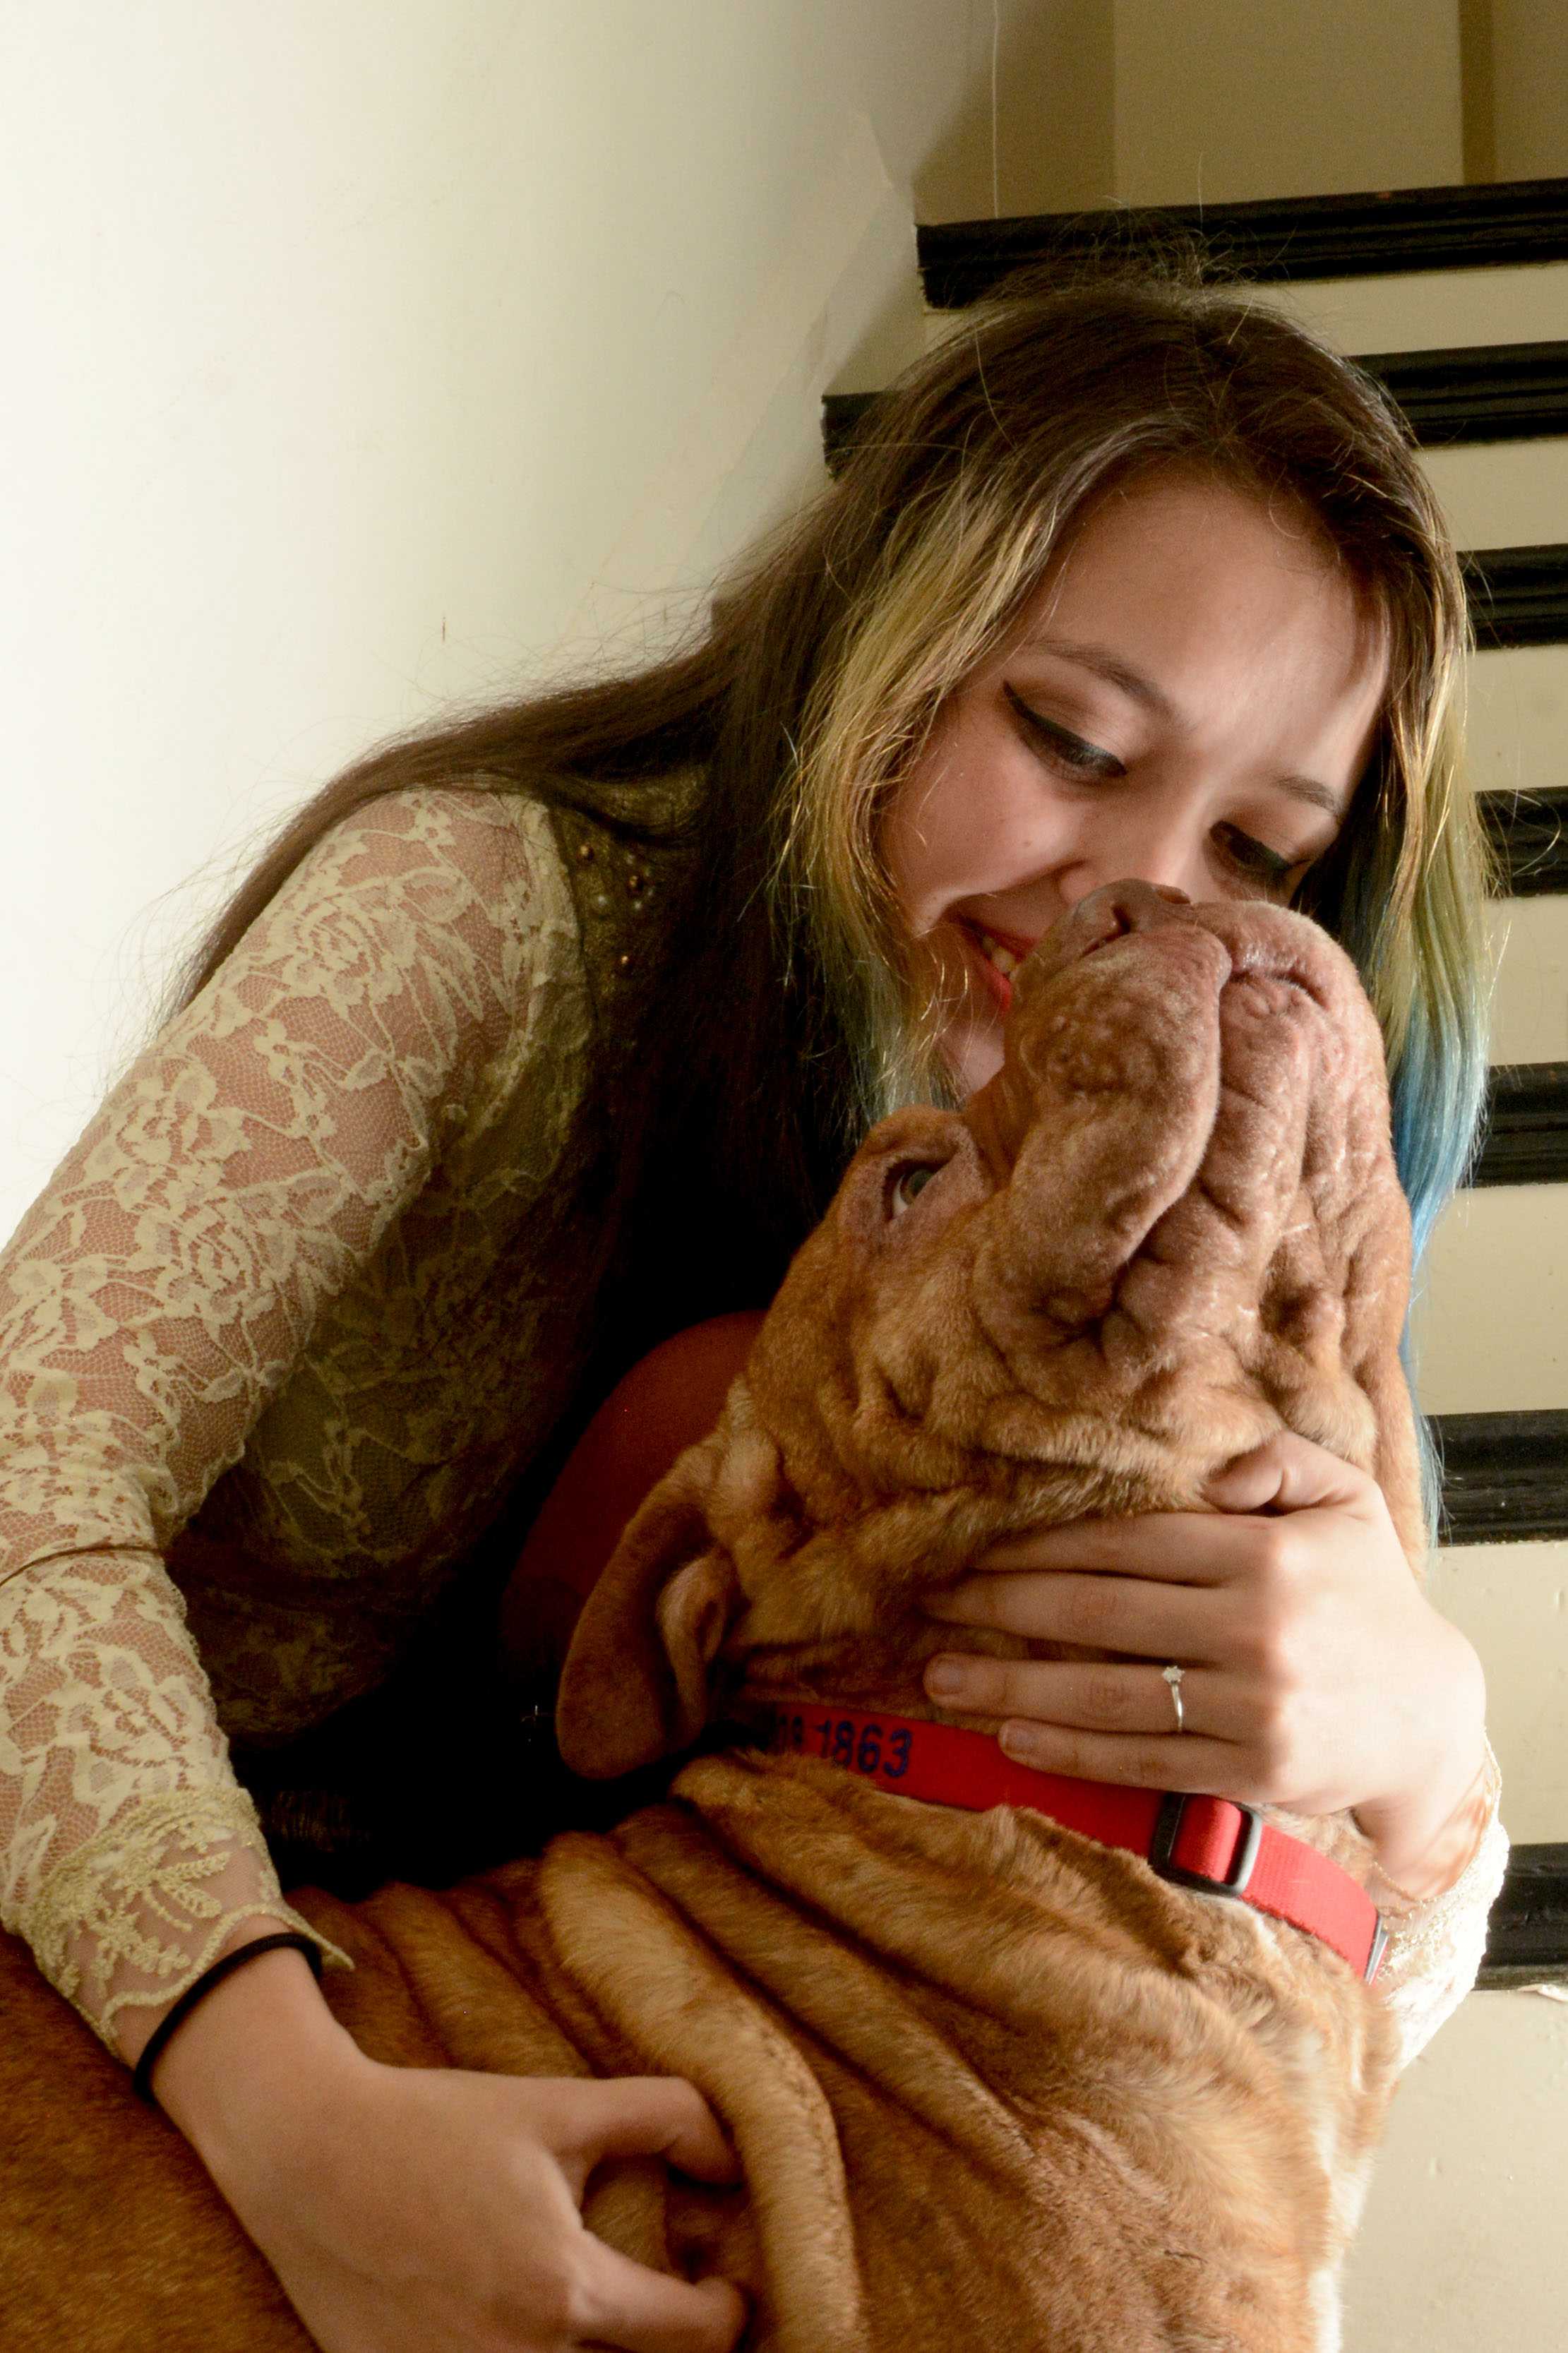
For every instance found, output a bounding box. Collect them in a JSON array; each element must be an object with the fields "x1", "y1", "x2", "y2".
[{"x1": 559, "y1": 879, "x2": 1420, "y2": 1776}]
